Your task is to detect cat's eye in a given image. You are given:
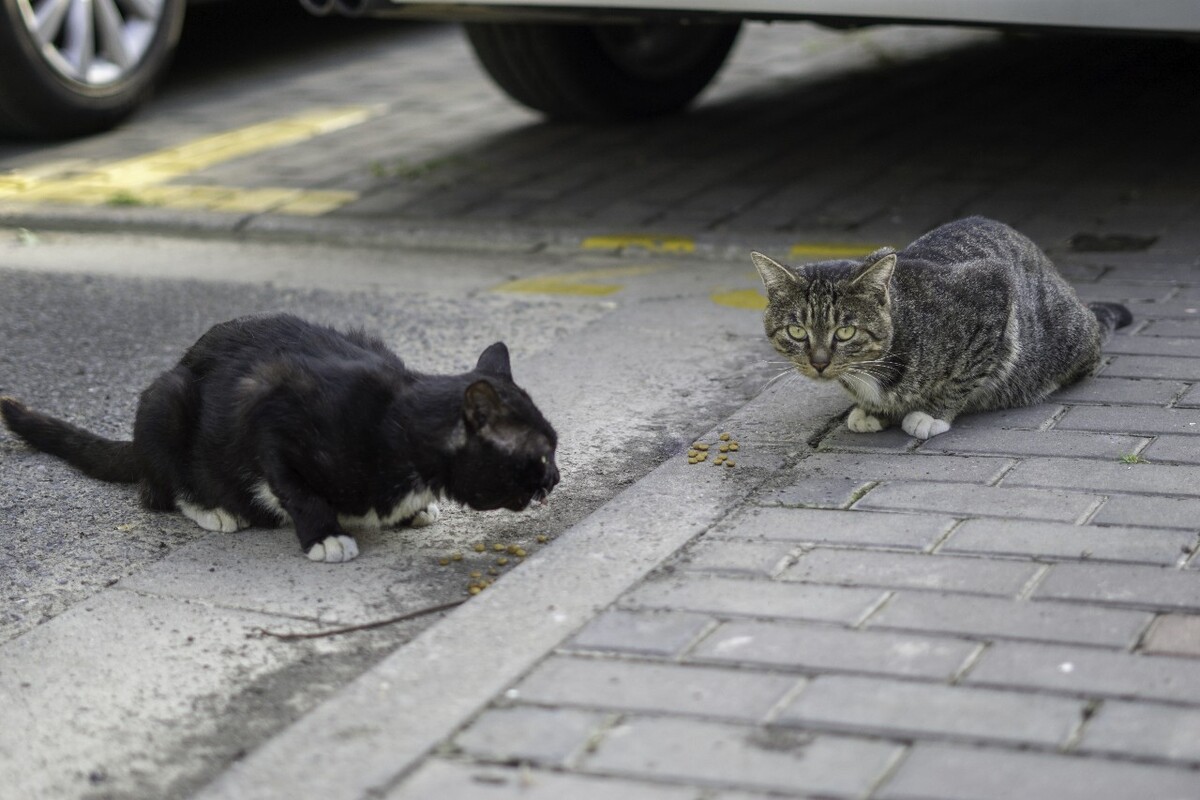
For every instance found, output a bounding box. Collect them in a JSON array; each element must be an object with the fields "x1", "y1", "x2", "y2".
[
  {"x1": 540, "y1": 455, "x2": 547, "y2": 465},
  {"x1": 785, "y1": 325, "x2": 808, "y2": 341},
  {"x1": 834, "y1": 325, "x2": 857, "y2": 341}
]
